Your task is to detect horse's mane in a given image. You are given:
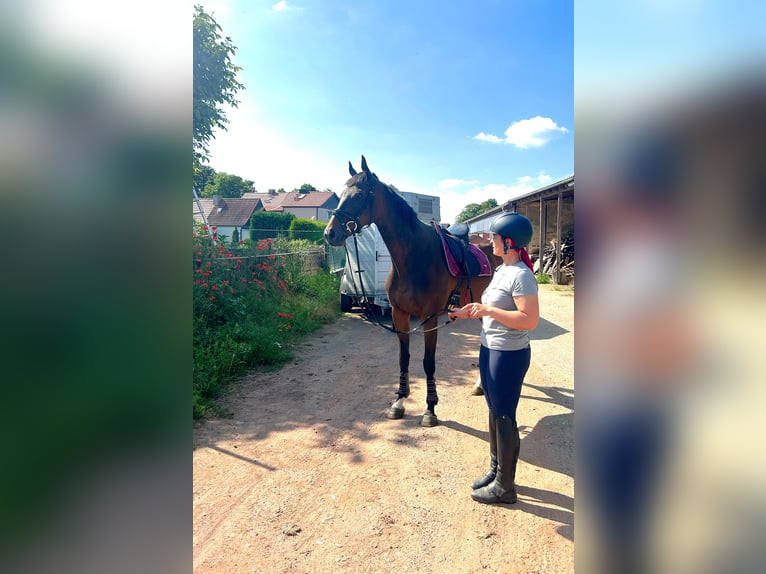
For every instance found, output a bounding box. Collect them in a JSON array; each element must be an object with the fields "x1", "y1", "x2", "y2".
[
  {"x1": 385, "y1": 183, "x2": 420, "y2": 228},
  {"x1": 347, "y1": 171, "x2": 420, "y2": 228}
]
